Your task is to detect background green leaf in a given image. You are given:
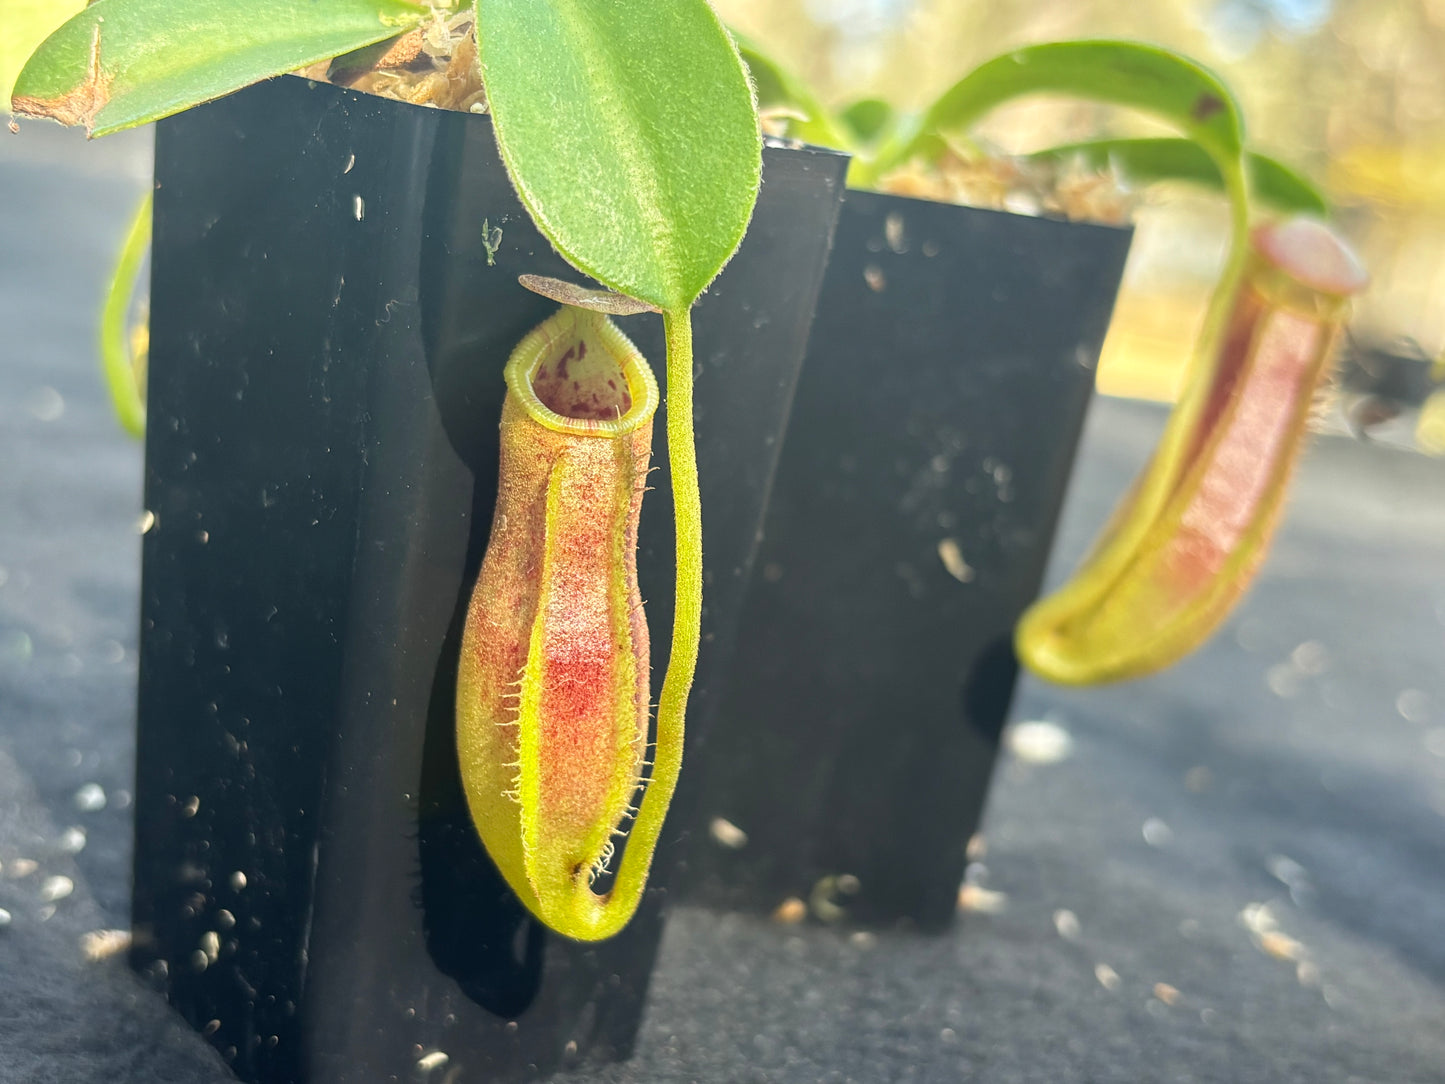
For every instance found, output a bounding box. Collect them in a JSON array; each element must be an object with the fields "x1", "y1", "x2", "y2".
[
  {"x1": 477, "y1": 0, "x2": 762, "y2": 313},
  {"x1": 734, "y1": 36, "x2": 795, "y2": 114},
  {"x1": 12, "y1": 0, "x2": 430, "y2": 135},
  {"x1": 735, "y1": 34, "x2": 849, "y2": 152},
  {"x1": 1, "y1": 0, "x2": 87, "y2": 117},
  {"x1": 875, "y1": 41, "x2": 1245, "y2": 180},
  {"x1": 837, "y1": 97, "x2": 894, "y2": 148},
  {"x1": 1027, "y1": 137, "x2": 1329, "y2": 217}
]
